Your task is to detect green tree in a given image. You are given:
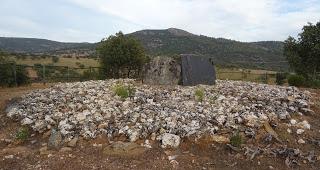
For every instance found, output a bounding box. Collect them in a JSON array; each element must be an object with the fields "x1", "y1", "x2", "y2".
[
  {"x1": 97, "y1": 32, "x2": 147, "y2": 78},
  {"x1": 284, "y1": 22, "x2": 320, "y2": 79}
]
